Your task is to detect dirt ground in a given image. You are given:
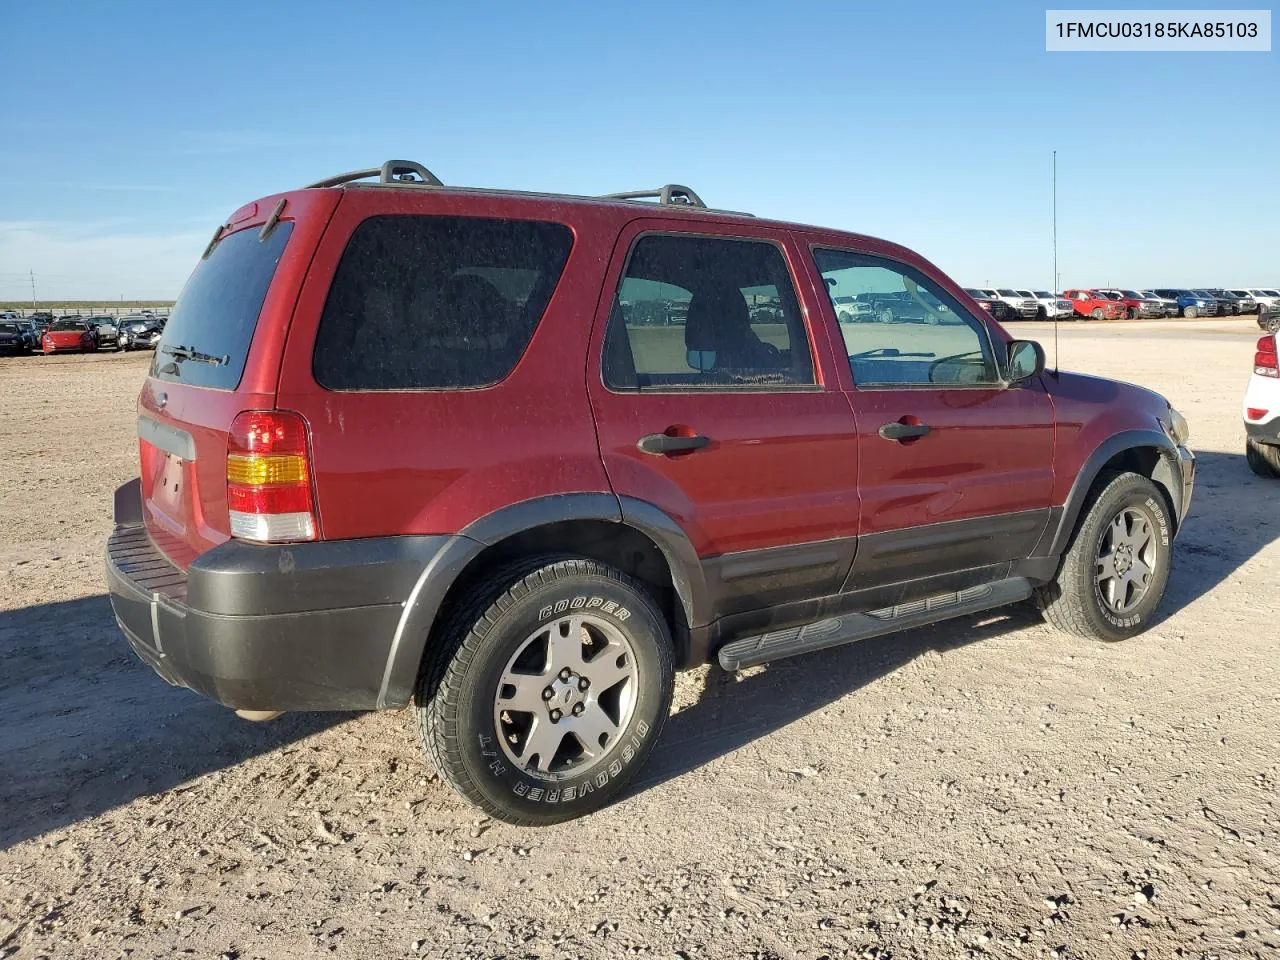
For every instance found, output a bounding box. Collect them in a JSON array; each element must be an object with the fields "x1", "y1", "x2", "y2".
[{"x1": 2, "y1": 319, "x2": 1278, "y2": 960}]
